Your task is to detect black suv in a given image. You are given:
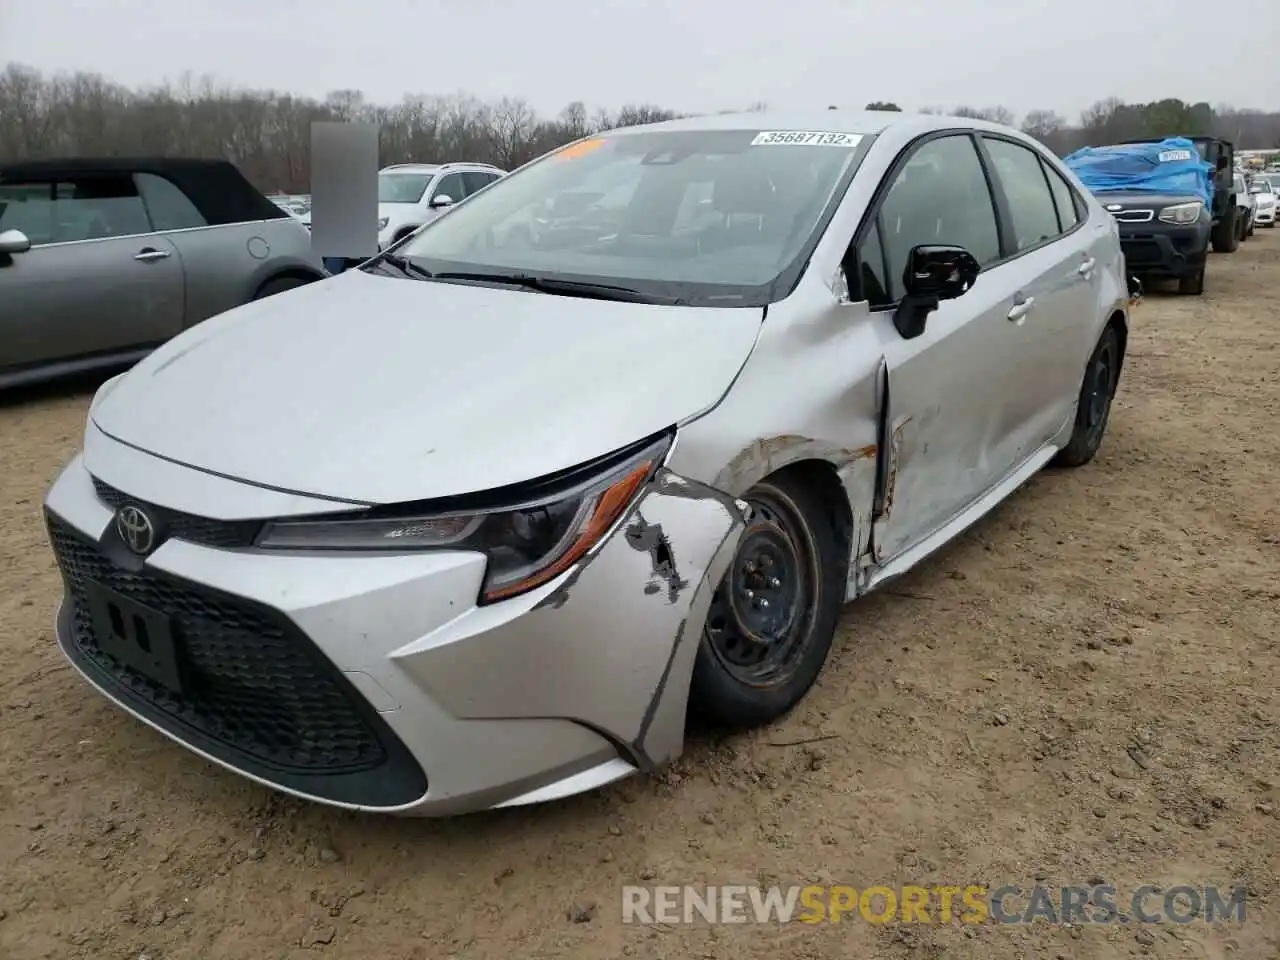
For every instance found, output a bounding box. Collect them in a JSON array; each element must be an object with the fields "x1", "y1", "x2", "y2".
[{"x1": 1098, "y1": 137, "x2": 1237, "y2": 296}]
